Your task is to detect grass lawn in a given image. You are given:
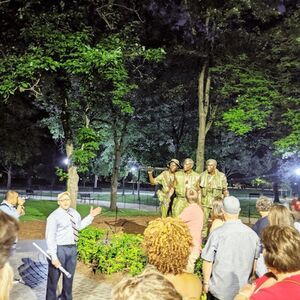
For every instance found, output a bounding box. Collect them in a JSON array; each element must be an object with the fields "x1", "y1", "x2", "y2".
[
  {"x1": 19, "y1": 198, "x2": 260, "y2": 221},
  {"x1": 20, "y1": 200, "x2": 159, "y2": 221},
  {"x1": 240, "y1": 199, "x2": 260, "y2": 218}
]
